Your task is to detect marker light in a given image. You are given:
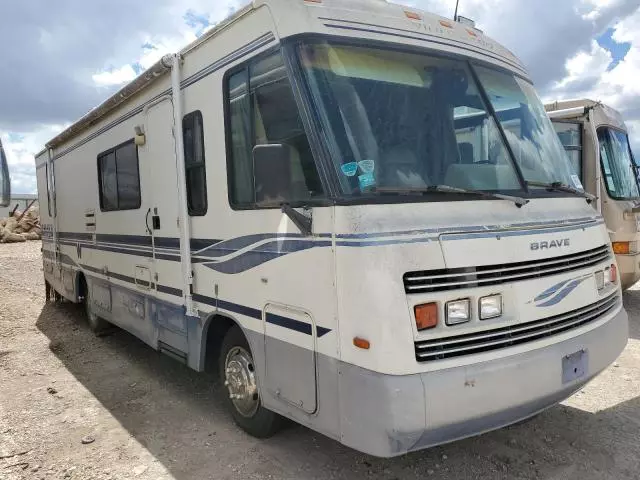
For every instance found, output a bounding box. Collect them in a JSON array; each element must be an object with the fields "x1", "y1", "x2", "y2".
[
  {"x1": 480, "y1": 295, "x2": 502, "y2": 320},
  {"x1": 353, "y1": 337, "x2": 370, "y2": 350},
  {"x1": 404, "y1": 10, "x2": 422, "y2": 20},
  {"x1": 612, "y1": 241, "x2": 638, "y2": 255},
  {"x1": 610, "y1": 264, "x2": 618, "y2": 284},
  {"x1": 440, "y1": 20, "x2": 453, "y2": 28},
  {"x1": 446, "y1": 299, "x2": 470, "y2": 325},
  {"x1": 415, "y1": 303, "x2": 438, "y2": 331}
]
